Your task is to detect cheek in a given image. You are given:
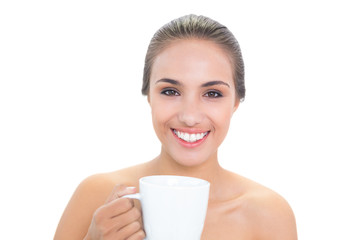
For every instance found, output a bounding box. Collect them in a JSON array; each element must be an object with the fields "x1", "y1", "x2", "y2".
[
  {"x1": 151, "y1": 105, "x2": 163, "y2": 128},
  {"x1": 207, "y1": 104, "x2": 233, "y2": 125},
  {"x1": 206, "y1": 103, "x2": 234, "y2": 142},
  {"x1": 150, "y1": 98, "x2": 175, "y2": 127},
  {"x1": 150, "y1": 105, "x2": 165, "y2": 141}
]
